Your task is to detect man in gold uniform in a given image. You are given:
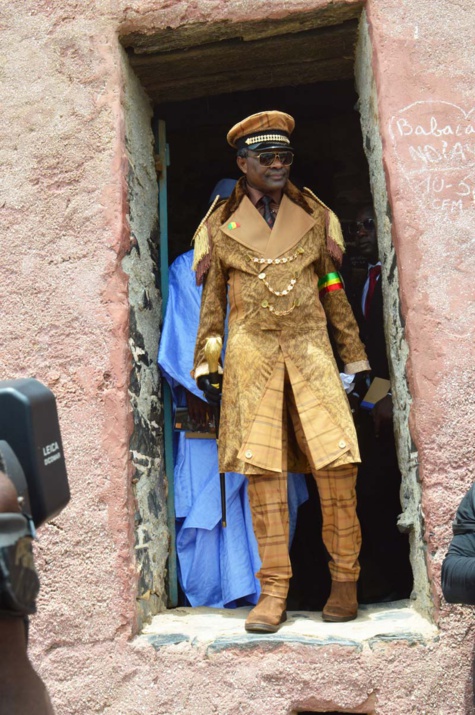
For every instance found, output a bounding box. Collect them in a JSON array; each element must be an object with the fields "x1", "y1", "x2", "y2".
[{"x1": 192, "y1": 111, "x2": 370, "y2": 632}]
